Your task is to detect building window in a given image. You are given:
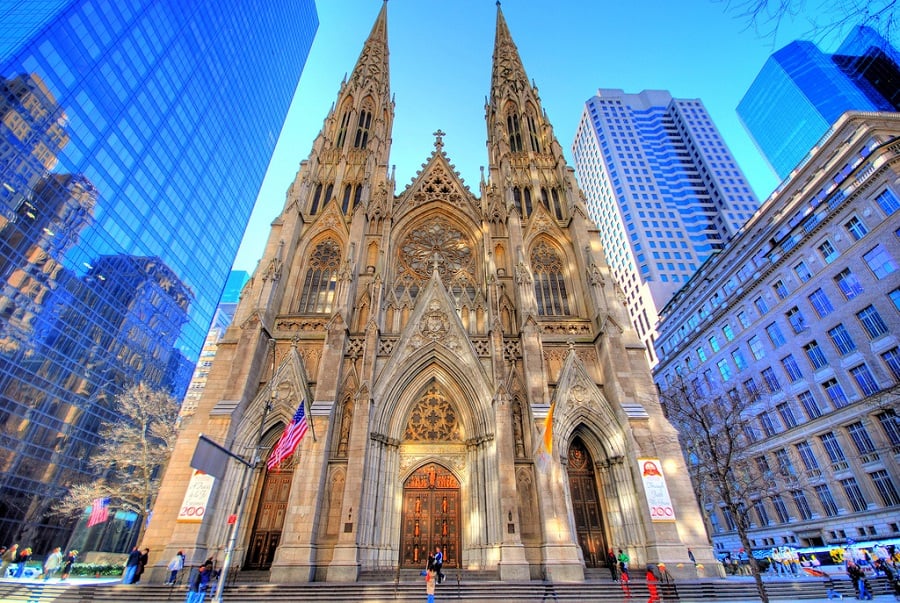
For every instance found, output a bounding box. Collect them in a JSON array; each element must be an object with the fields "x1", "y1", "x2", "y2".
[
  {"x1": 844, "y1": 216, "x2": 868, "y2": 241},
  {"x1": 846, "y1": 421, "x2": 877, "y2": 457},
  {"x1": 822, "y1": 378, "x2": 848, "y2": 407},
  {"x1": 857, "y1": 305, "x2": 888, "y2": 339},
  {"x1": 875, "y1": 189, "x2": 900, "y2": 216},
  {"x1": 882, "y1": 348, "x2": 900, "y2": 381},
  {"x1": 792, "y1": 490, "x2": 814, "y2": 521},
  {"x1": 834, "y1": 268, "x2": 863, "y2": 300},
  {"x1": 820, "y1": 432, "x2": 847, "y2": 465},
  {"x1": 775, "y1": 448, "x2": 797, "y2": 479},
  {"x1": 748, "y1": 335, "x2": 765, "y2": 360},
  {"x1": 776, "y1": 402, "x2": 798, "y2": 428},
  {"x1": 781, "y1": 354, "x2": 803, "y2": 382},
  {"x1": 786, "y1": 307, "x2": 807, "y2": 333},
  {"x1": 818, "y1": 240, "x2": 839, "y2": 264},
  {"x1": 808, "y1": 288, "x2": 834, "y2": 318},
  {"x1": 297, "y1": 239, "x2": 341, "y2": 314},
  {"x1": 766, "y1": 323, "x2": 786, "y2": 347},
  {"x1": 759, "y1": 412, "x2": 778, "y2": 437},
  {"x1": 773, "y1": 279, "x2": 788, "y2": 300},
  {"x1": 335, "y1": 109, "x2": 352, "y2": 148},
  {"x1": 863, "y1": 245, "x2": 897, "y2": 279},
  {"x1": 771, "y1": 495, "x2": 791, "y2": 523},
  {"x1": 507, "y1": 111, "x2": 523, "y2": 153},
  {"x1": 798, "y1": 391, "x2": 822, "y2": 419},
  {"x1": 827, "y1": 324, "x2": 856, "y2": 355},
  {"x1": 531, "y1": 241, "x2": 571, "y2": 316},
  {"x1": 762, "y1": 367, "x2": 782, "y2": 392},
  {"x1": 738, "y1": 311, "x2": 750, "y2": 328},
  {"x1": 815, "y1": 484, "x2": 840, "y2": 517},
  {"x1": 353, "y1": 108, "x2": 372, "y2": 148},
  {"x1": 744, "y1": 377, "x2": 760, "y2": 399},
  {"x1": 722, "y1": 324, "x2": 735, "y2": 341},
  {"x1": 870, "y1": 470, "x2": 900, "y2": 506},
  {"x1": 753, "y1": 500, "x2": 771, "y2": 526},
  {"x1": 804, "y1": 341, "x2": 828, "y2": 370},
  {"x1": 754, "y1": 296, "x2": 768, "y2": 314},
  {"x1": 697, "y1": 346, "x2": 707, "y2": 362},
  {"x1": 717, "y1": 359, "x2": 732, "y2": 381},
  {"x1": 722, "y1": 507, "x2": 737, "y2": 531},
  {"x1": 840, "y1": 477, "x2": 868, "y2": 513},
  {"x1": 850, "y1": 364, "x2": 880, "y2": 396},
  {"x1": 891, "y1": 288, "x2": 900, "y2": 312},
  {"x1": 796, "y1": 441, "x2": 820, "y2": 471},
  {"x1": 877, "y1": 410, "x2": 900, "y2": 452},
  {"x1": 794, "y1": 260, "x2": 812, "y2": 283},
  {"x1": 732, "y1": 349, "x2": 748, "y2": 370},
  {"x1": 709, "y1": 335, "x2": 721, "y2": 352}
]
